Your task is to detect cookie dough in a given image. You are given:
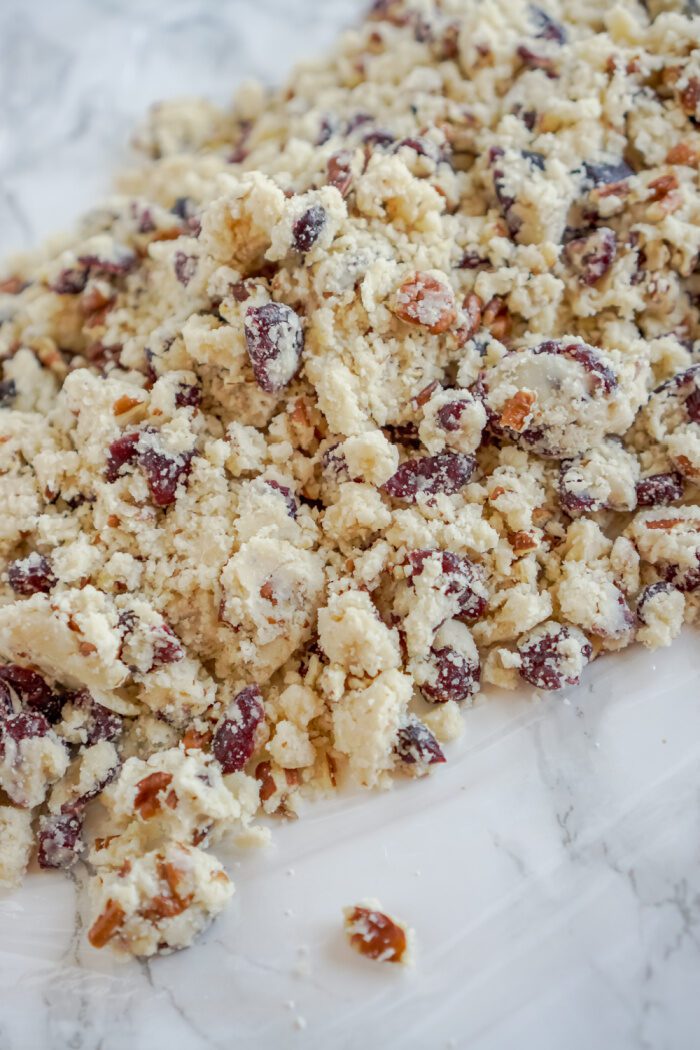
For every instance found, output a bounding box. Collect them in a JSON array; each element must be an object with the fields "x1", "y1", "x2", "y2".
[{"x1": 0, "y1": 0, "x2": 698, "y2": 956}]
